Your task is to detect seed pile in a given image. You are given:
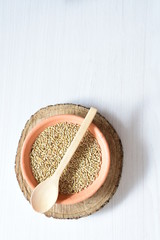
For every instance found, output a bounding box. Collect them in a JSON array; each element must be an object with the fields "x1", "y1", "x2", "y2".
[{"x1": 30, "y1": 122, "x2": 102, "y2": 194}]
